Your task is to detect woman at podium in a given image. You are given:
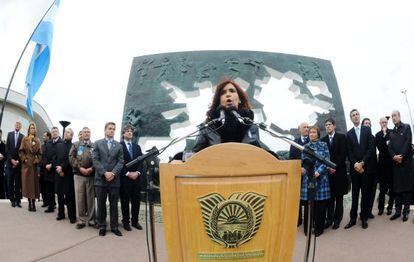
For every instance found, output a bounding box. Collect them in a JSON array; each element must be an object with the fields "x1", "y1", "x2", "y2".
[
  {"x1": 191, "y1": 78, "x2": 261, "y2": 153},
  {"x1": 301, "y1": 126, "x2": 330, "y2": 237}
]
